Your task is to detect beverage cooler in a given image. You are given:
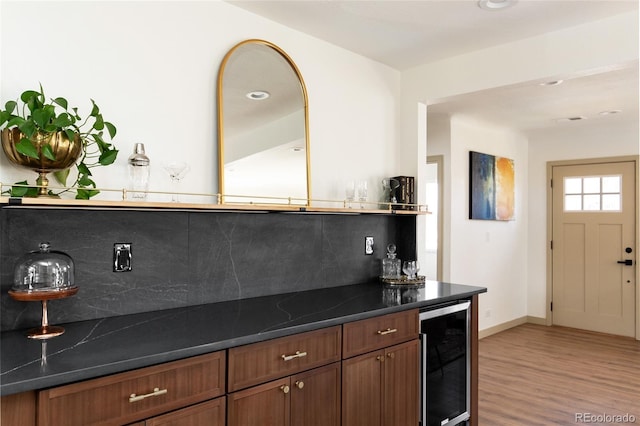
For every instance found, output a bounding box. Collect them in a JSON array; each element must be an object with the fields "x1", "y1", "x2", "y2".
[{"x1": 419, "y1": 301, "x2": 471, "y2": 426}]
